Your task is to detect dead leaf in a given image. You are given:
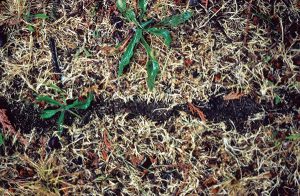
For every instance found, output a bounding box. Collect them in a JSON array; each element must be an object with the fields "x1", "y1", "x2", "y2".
[
  {"x1": 184, "y1": 58, "x2": 193, "y2": 66},
  {"x1": 101, "y1": 45, "x2": 116, "y2": 55},
  {"x1": 223, "y1": 92, "x2": 245, "y2": 100},
  {"x1": 101, "y1": 150, "x2": 109, "y2": 162},
  {"x1": 82, "y1": 85, "x2": 100, "y2": 97},
  {"x1": 150, "y1": 156, "x2": 157, "y2": 164},
  {"x1": 201, "y1": 0, "x2": 209, "y2": 8},
  {"x1": 213, "y1": 73, "x2": 221, "y2": 83},
  {"x1": 262, "y1": 172, "x2": 272, "y2": 179},
  {"x1": 210, "y1": 187, "x2": 220, "y2": 195},
  {"x1": 203, "y1": 175, "x2": 218, "y2": 187},
  {"x1": 134, "y1": 0, "x2": 138, "y2": 13},
  {"x1": 103, "y1": 130, "x2": 112, "y2": 151},
  {"x1": 130, "y1": 154, "x2": 142, "y2": 166},
  {"x1": 188, "y1": 103, "x2": 207, "y2": 122}
]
